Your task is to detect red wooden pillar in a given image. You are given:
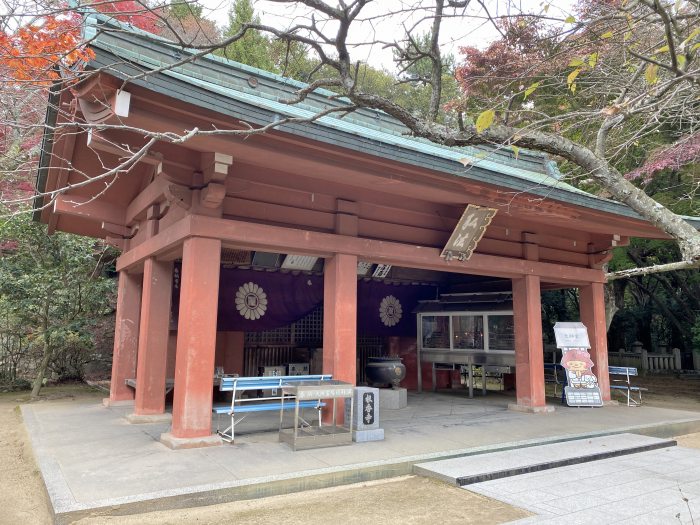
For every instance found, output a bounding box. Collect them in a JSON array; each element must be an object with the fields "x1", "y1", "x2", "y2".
[
  {"x1": 323, "y1": 253, "x2": 357, "y2": 423},
  {"x1": 132, "y1": 258, "x2": 173, "y2": 417},
  {"x1": 165, "y1": 237, "x2": 221, "y2": 446},
  {"x1": 579, "y1": 282, "x2": 611, "y2": 401},
  {"x1": 107, "y1": 271, "x2": 142, "y2": 405},
  {"x1": 511, "y1": 275, "x2": 552, "y2": 412}
]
